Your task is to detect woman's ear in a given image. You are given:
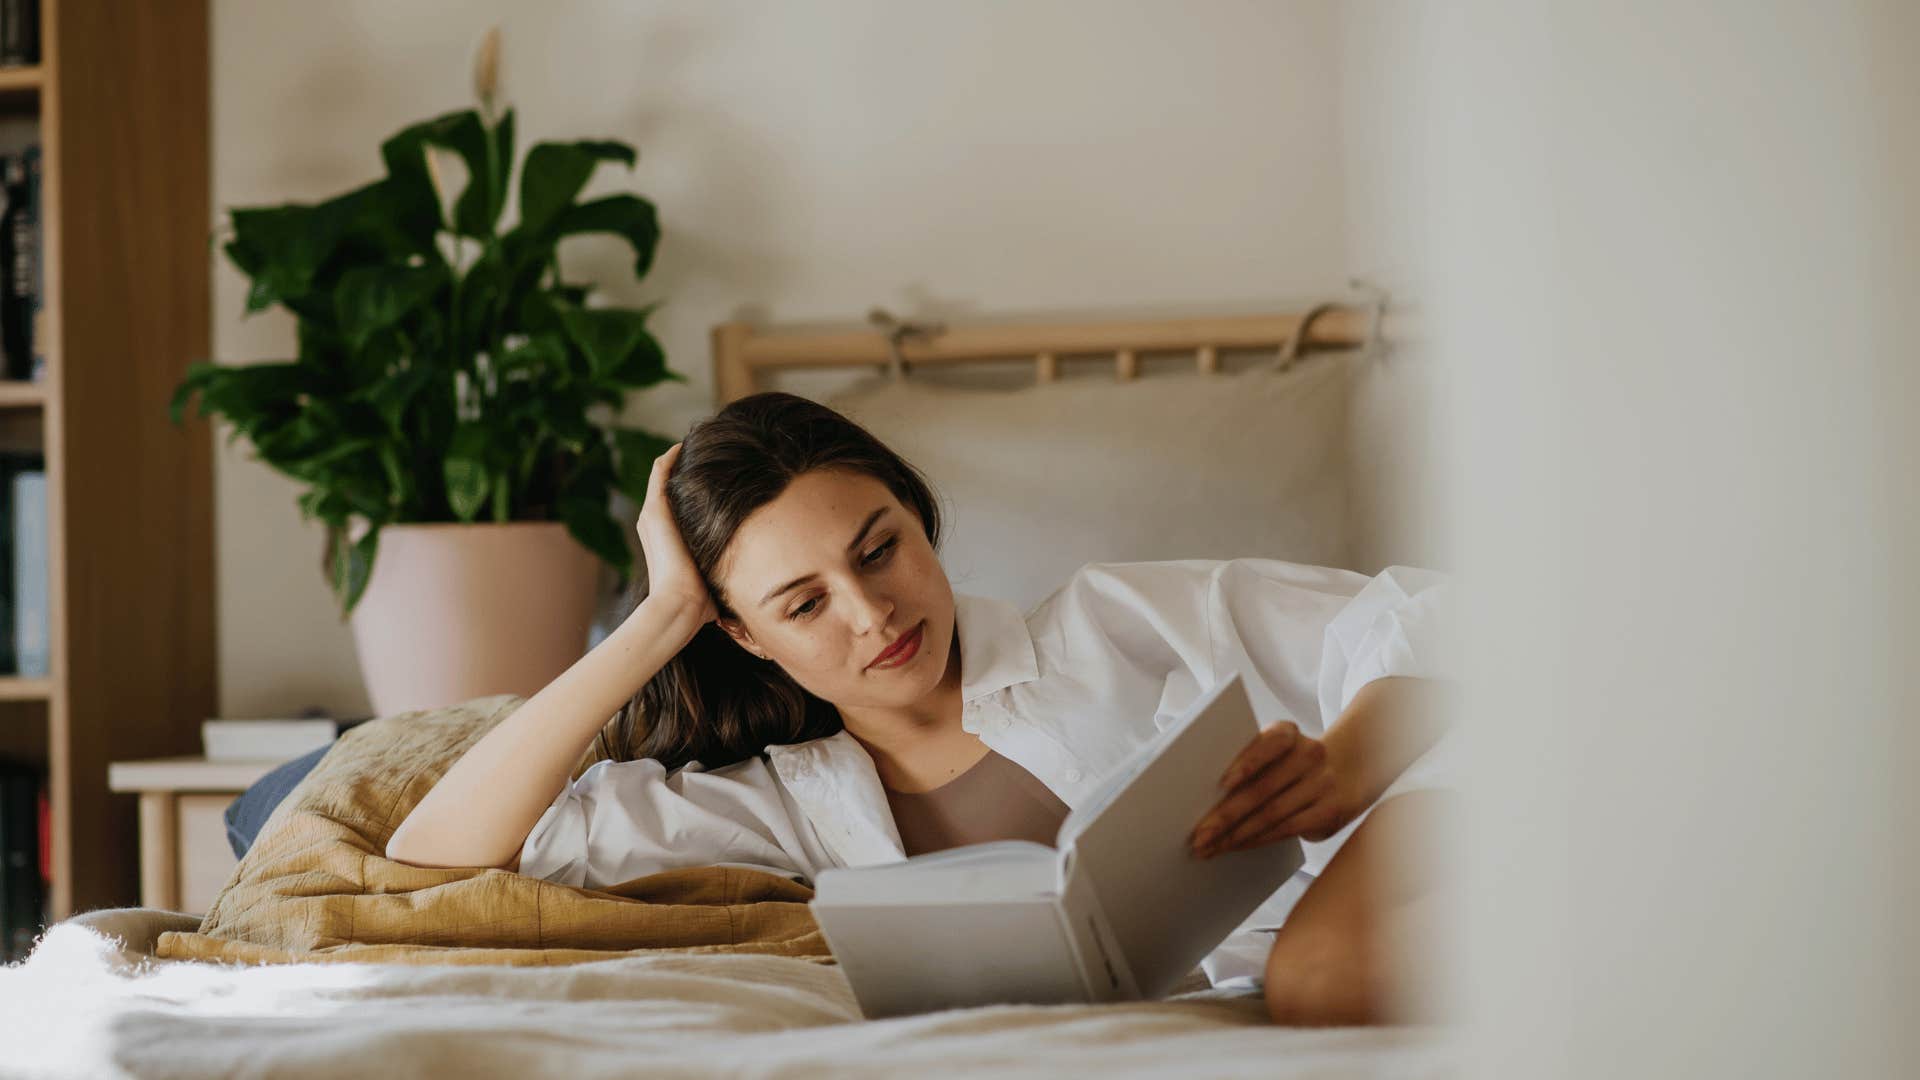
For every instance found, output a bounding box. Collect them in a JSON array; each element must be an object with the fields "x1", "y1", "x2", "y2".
[{"x1": 716, "y1": 616, "x2": 767, "y2": 659}]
